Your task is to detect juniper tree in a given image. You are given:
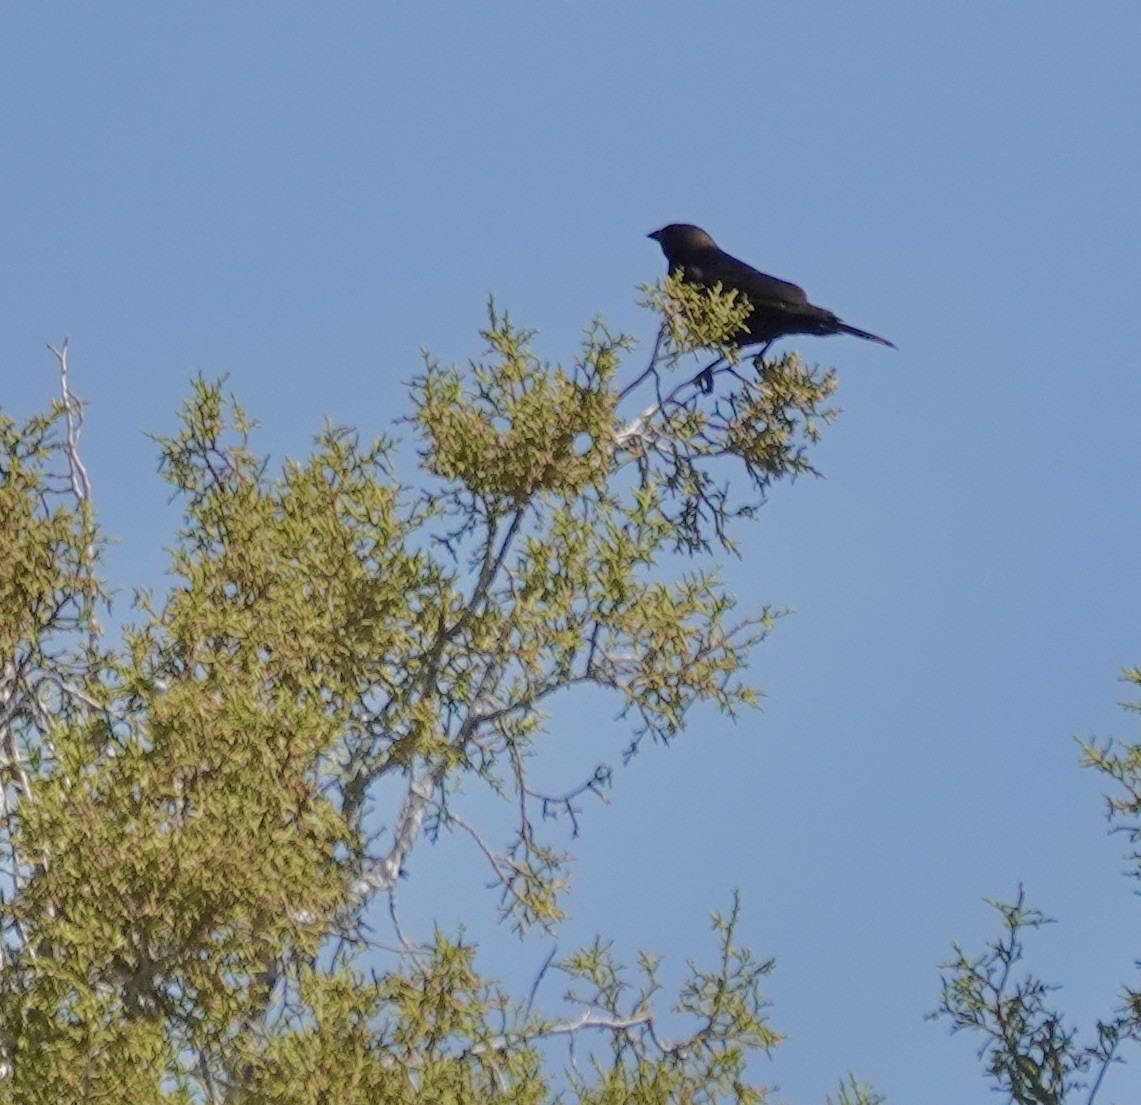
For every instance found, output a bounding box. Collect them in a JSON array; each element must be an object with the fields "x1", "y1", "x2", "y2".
[
  {"x1": 931, "y1": 670, "x2": 1141, "y2": 1105},
  {"x1": 0, "y1": 285, "x2": 838, "y2": 1103}
]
